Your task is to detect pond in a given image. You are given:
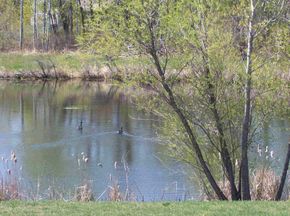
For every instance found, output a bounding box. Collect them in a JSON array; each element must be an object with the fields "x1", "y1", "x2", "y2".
[{"x1": 0, "y1": 81, "x2": 288, "y2": 201}]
